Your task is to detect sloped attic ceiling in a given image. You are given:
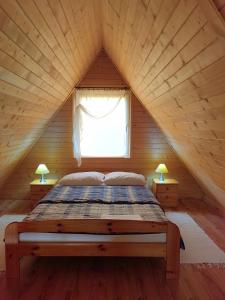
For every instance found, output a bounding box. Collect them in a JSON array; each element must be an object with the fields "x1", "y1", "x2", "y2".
[
  {"x1": 0, "y1": 0, "x2": 102, "y2": 187},
  {"x1": 0, "y1": 0, "x2": 225, "y2": 207},
  {"x1": 102, "y1": 0, "x2": 225, "y2": 207}
]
